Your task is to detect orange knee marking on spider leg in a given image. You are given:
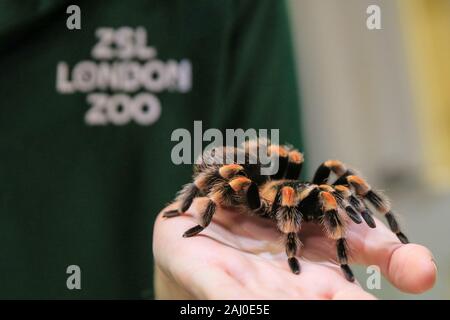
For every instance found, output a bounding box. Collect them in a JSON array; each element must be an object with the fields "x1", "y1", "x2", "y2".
[
  {"x1": 347, "y1": 175, "x2": 370, "y2": 195},
  {"x1": 259, "y1": 181, "x2": 278, "y2": 201},
  {"x1": 194, "y1": 173, "x2": 208, "y2": 190},
  {"x1": 281, "y1": 186, "x2": 296, "y2": 207},
  {"x1": 288, "y1": 150, "x2": 304, "y2": 164},
  {"x1": 209, "y1": 190, "x2": 224, "y2": 204},
  {"x1": 324, "y1": 160, "x2": 347, "y2": 176},
  {"x1": 219, "y1": 164, "x2": 244, "y2": 179},
  {"x1": 324, "y1": 160, "x2": 340, "y2": 167},
  {"x1": 347, "y1": 175, "x2": 365, "y2": 185},
  {"x1": 335, "y1": 185, "x2": 351, "y2": 197},
  {"x1": 269, "y1": 145, "x2": 288, "y2": 157},
  {"x1": 321, "y1": 191, "x2": 337, "y2": 211},
  {"x1": 229, "y1": 177, "x2": 251, "y2": 192},
  {"x1": 319, "y1": 184, "x2": 334, "y2": 192}
]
